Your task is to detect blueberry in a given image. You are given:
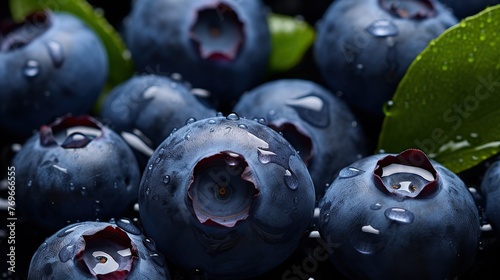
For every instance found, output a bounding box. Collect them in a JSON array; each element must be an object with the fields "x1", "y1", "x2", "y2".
[
  {"x1": 0, "y1": 10, "x2": 108, "y2": 136},
  {"x1": 101, "y1": 74, "x2": 216, "y2": 149},
  {"x1": 480, "y1": 160, "x2": 500, "y2": 233},
  {"x1": 12, "y1": 115, "x2": 140, "y2": 231},
  {"x1": 28, "y1": 219, "x2": 170, "y2": 279},
  {"x1": 124, "y1": 0, "x2": 271, "y2": 109},
  {"x1": 234, "y1": 79, "x2": 368, "y2": 200},
  {"x1": 139, "y1": 114, "x2": 315, "y2": 279},
  {"x1": 314, "y1": 0, "x2": 457, "y2": 114},
  {"x1": 319, "y1": 149, "x2": 481, "y2": 279},
  {"x1": 438, "y1": 0, "x2": 500, "y2": 19}
]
